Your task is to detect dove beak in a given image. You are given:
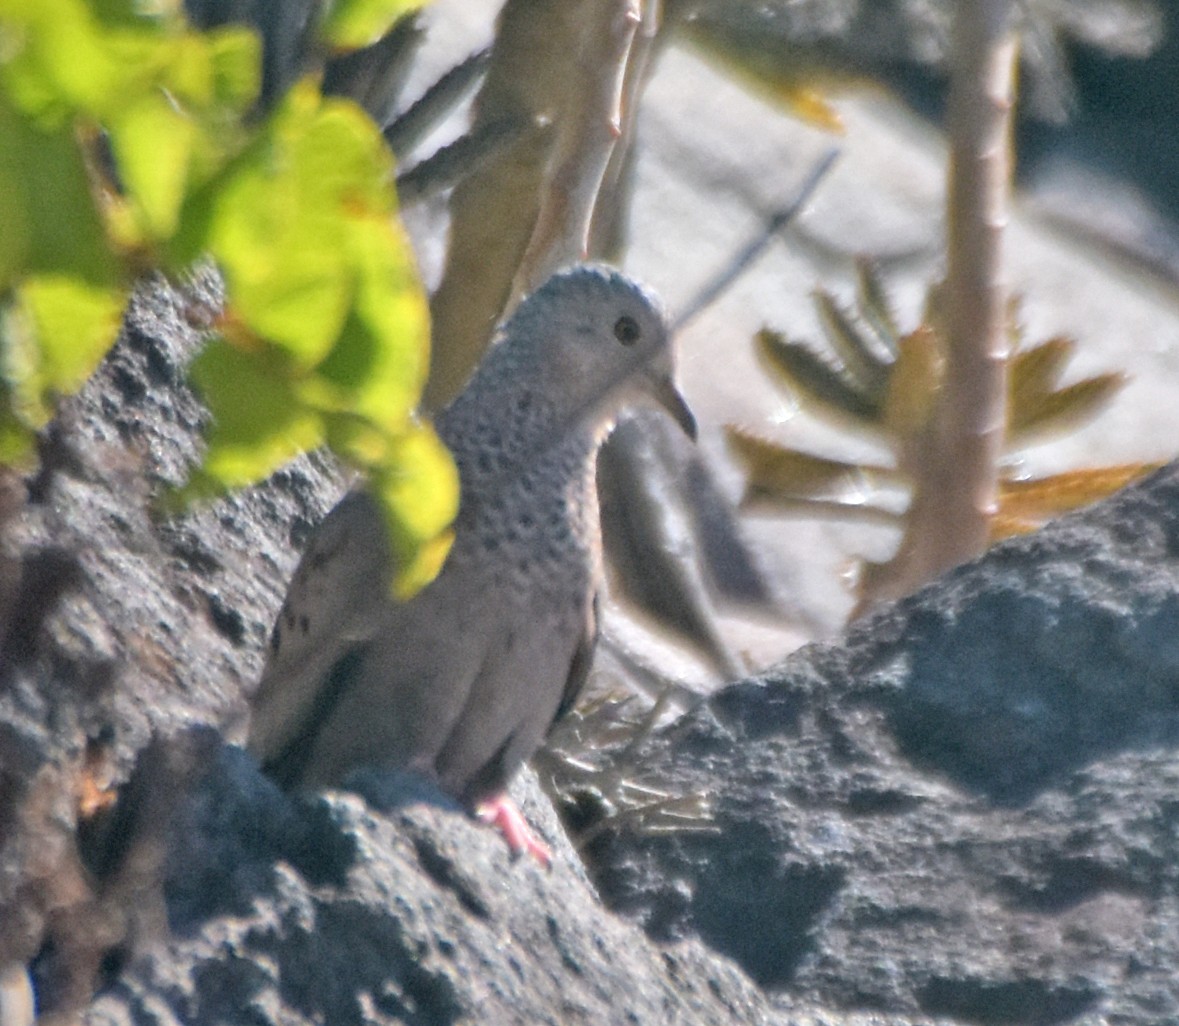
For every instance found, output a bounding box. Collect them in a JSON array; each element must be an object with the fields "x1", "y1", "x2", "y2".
[{"x1": 649, "y1": 373, "x2": 697, "y2": 440}]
